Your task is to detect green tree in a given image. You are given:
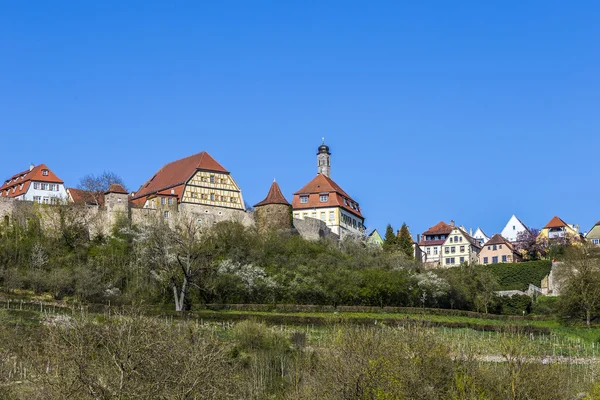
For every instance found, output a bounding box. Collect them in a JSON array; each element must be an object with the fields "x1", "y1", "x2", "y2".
[
  {"x1": 396, "y1": 222, "x2": 414, "y2": 260},
  {"x1": 383, "y1": 224, "x2": 397, "y2": 252}
]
